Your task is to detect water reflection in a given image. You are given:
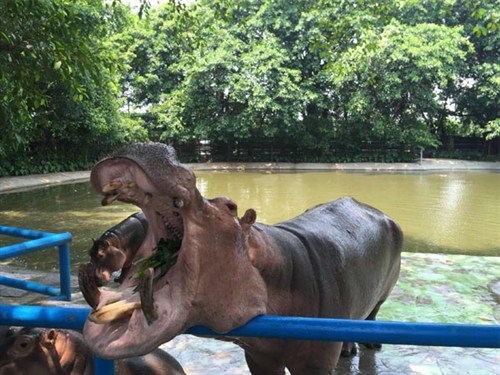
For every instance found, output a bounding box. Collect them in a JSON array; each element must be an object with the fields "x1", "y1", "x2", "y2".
[
  {"x1": 197, "y1": 170, "x2": 500, "y2": 256},
  {"x1": 0, "y1": 170, "x2": 499, "y2": 273}
]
